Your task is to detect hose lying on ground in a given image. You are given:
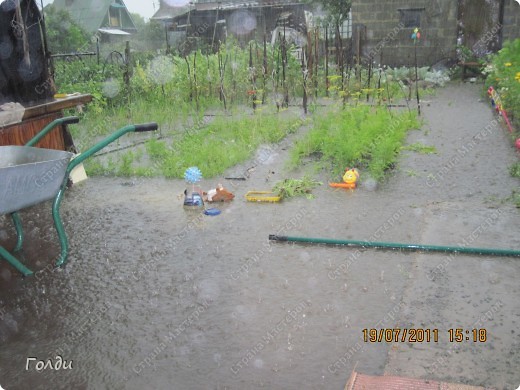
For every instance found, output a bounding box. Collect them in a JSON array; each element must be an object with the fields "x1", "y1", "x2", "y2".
[{"x1": 268, "y1": 235, "x2": 520, "y2": 257}]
